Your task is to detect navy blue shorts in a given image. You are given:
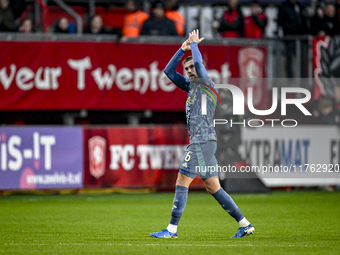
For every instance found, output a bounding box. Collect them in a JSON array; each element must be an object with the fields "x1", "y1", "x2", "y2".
[{"x1": 179, "y1": 140, "x2": 218, "y2": 181}]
